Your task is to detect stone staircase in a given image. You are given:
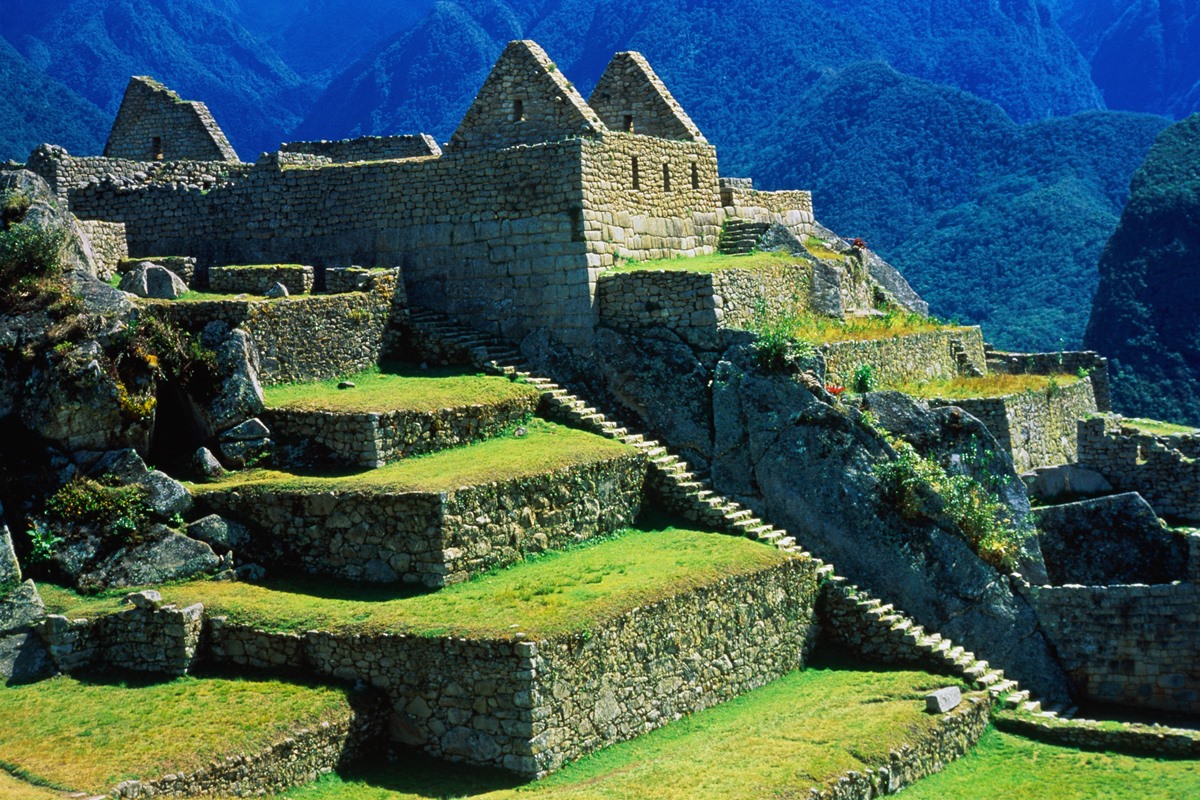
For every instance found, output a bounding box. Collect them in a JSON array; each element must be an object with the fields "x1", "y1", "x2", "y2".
[
  {"x1": 401, "y1": 306, "x2": 1078, "y2": 721},
  {"x1": 717, "y1": 219, "x2": 772, "y2": 255},
  {"x1": 950, "y1": 334, "x2": 986, "y2": 378}
]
